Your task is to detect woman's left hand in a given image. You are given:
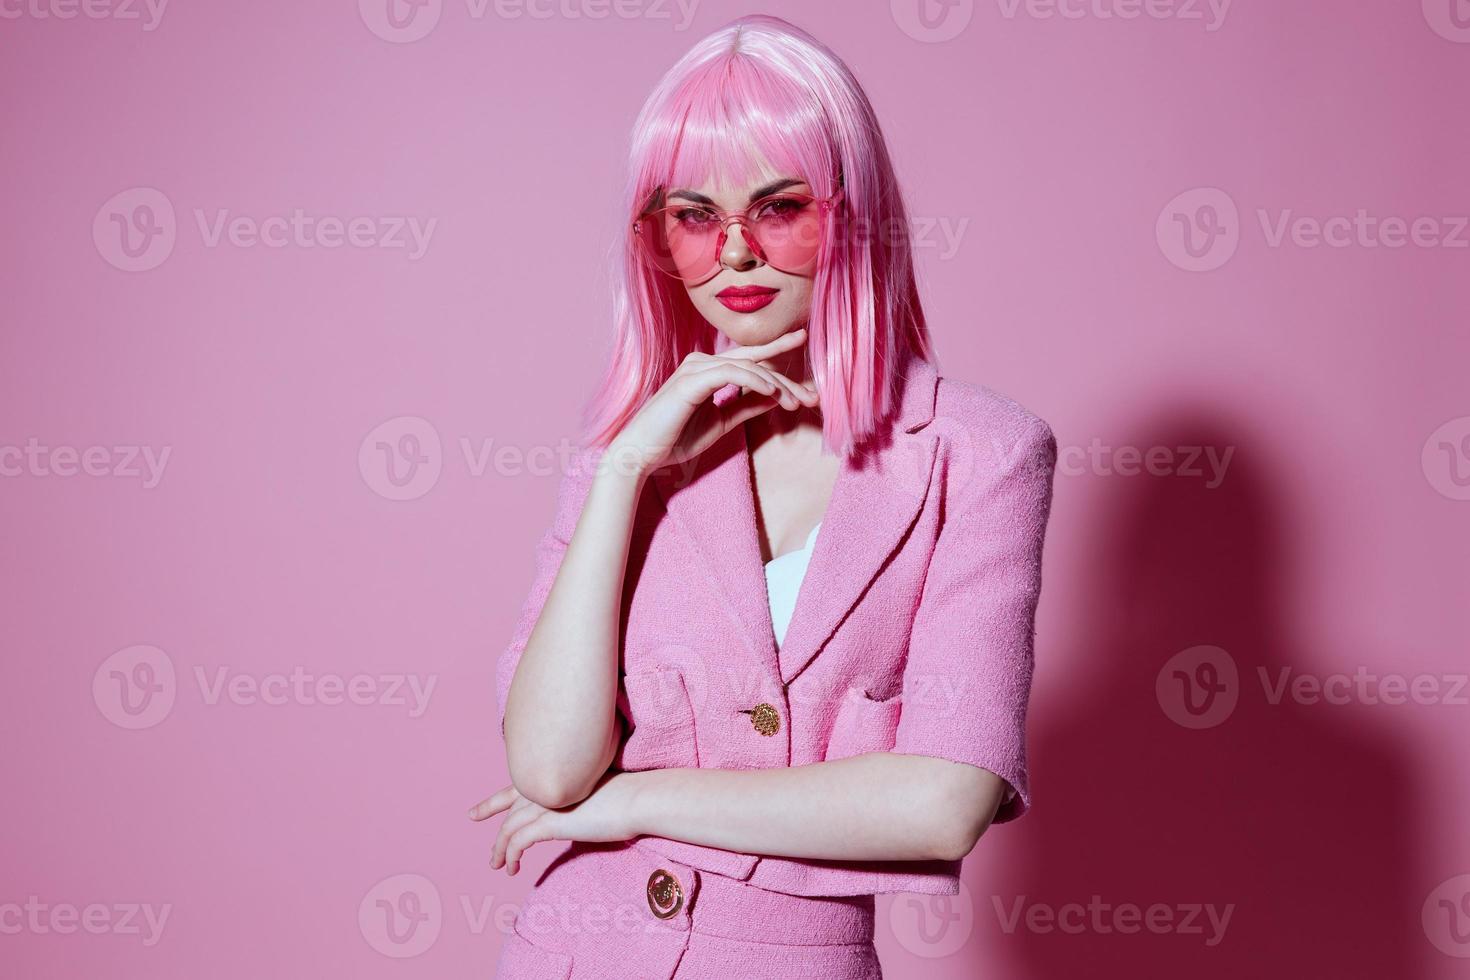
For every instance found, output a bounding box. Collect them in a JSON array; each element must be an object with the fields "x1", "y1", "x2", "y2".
[{"x1": 468, "y1": 771, "x2": 642, "y2": 875}]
